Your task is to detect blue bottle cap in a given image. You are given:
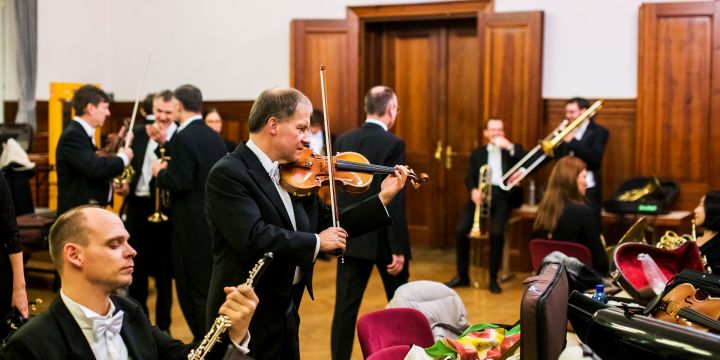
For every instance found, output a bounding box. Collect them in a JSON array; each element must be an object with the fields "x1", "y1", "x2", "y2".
[{"x1": 596, "y1": 284, "x2": 604, "y2": 292}]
